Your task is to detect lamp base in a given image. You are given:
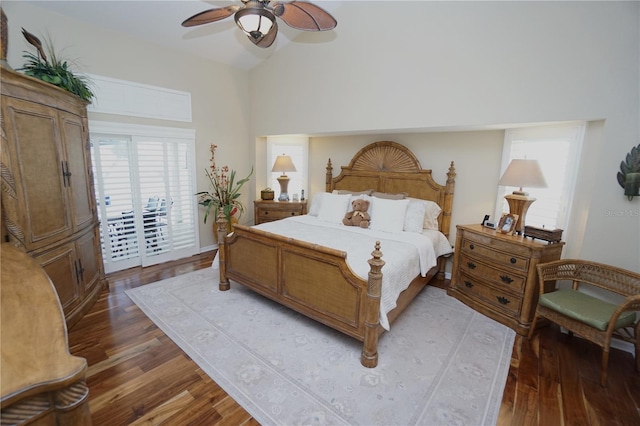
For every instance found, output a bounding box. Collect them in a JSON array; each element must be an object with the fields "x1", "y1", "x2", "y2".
[
  {"x1": 504, "y1": 193, "x2": 536, "y2": 235},
  {"x1": 277, "y1": 175, "x2": 290, "y2": 202}
]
